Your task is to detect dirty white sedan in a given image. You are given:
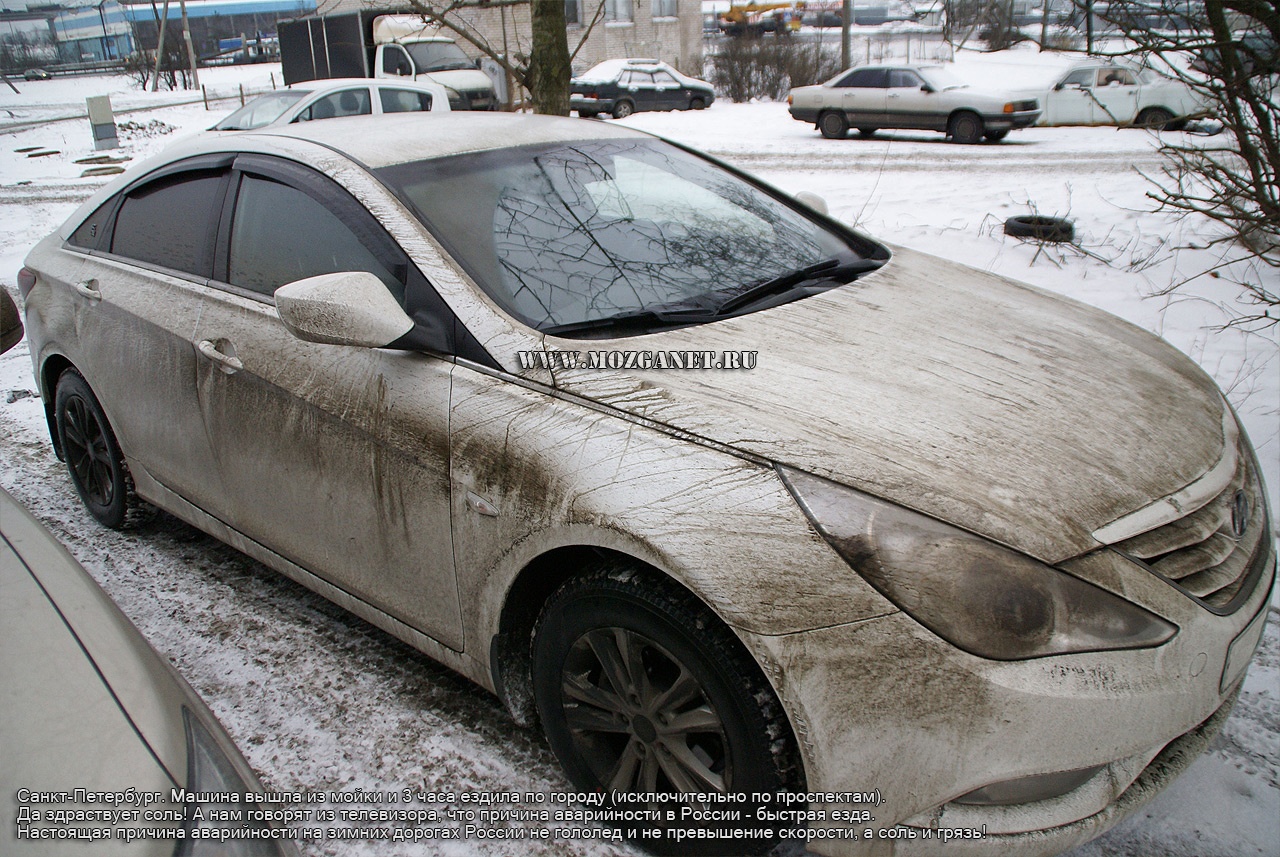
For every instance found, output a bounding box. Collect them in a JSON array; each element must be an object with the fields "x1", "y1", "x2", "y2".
[
  {"x1": 1038, "y1": 61, "x2": 1210, "y2": 128},
  {"x1": 18, "y1": 113, "x2": 1274, "y2": 856}
]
